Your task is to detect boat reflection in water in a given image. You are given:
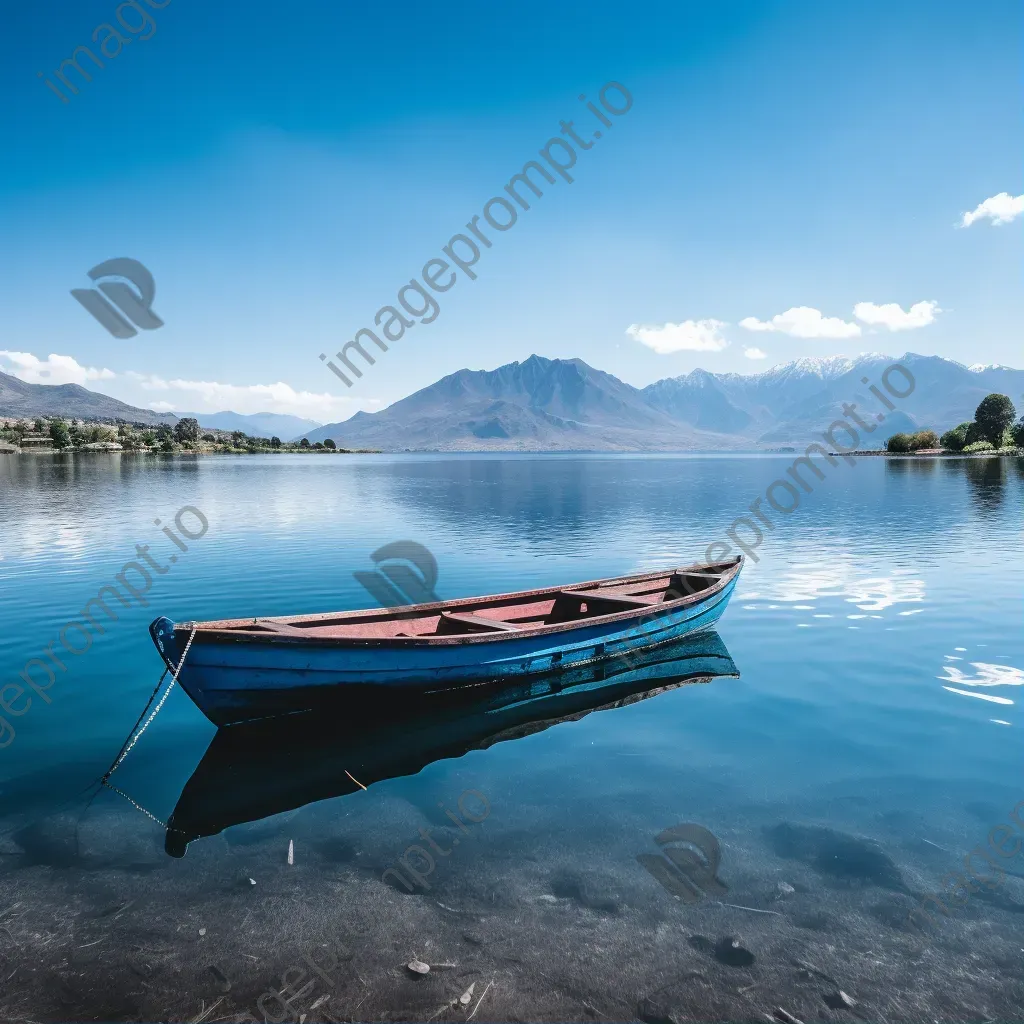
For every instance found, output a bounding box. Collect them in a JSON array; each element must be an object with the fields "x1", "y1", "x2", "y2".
[{"x1": 164, "y1": 631, "x2": 739, "y2": 857}]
